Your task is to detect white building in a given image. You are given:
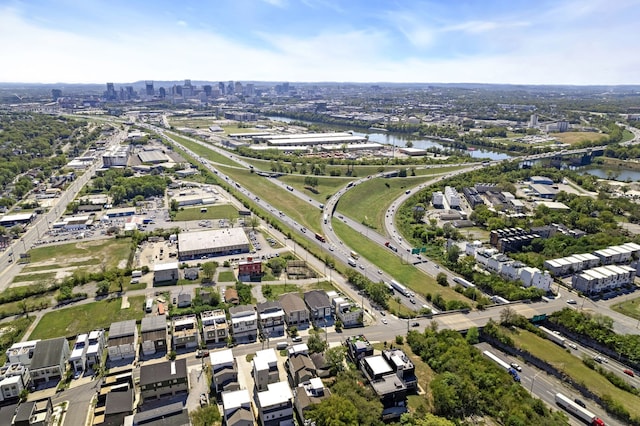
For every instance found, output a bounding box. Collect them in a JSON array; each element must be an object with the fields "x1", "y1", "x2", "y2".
[
  {"x1": 102, "y1": 145, "x2": 129, "y2": 167},
  {"x1": 432, "y1": 191, "x2": 444, "y2": 207},
  {"x1": 444, "y1": 186, "x2": 460, "y2": 209},
  {"x1": 519, "y1": 267, "x2": 552, "y2": 291},
  {"x1": 0, "y1": 364, "x2": 30, "y2": 402},
  {"x1": 222, "y1": 389, "x2": 254, "y2": 426},
  {"x1": 5, "y1": 340, "x2": 40, "y2": 366},
  {"x1": 85, "y1": 330, "x2": 106, "y2": 370},
  {"x1": 69, "y1": 334, "x2": 88, "y2": 374},
  {"x1": 229, "y1": 305, "x2": 258, "y2": 342},
  {"x1": 256, "y1": 381, "x2": 294, "y2": 426},
  {"x1": 253, "y1": 348, "x2": 280, "y2": 392}
]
